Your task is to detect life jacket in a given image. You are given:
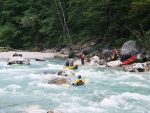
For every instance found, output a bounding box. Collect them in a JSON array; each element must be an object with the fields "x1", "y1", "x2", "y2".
[
  {"x1": 80, "y1": 54, "x2": 85, "y2": 58},
  {"x1": 114, "y1": 49, "x2": 118, "y2": 54},
  {"x1": 77, "y1": 79, "x2": 85, "y2": 85}
]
